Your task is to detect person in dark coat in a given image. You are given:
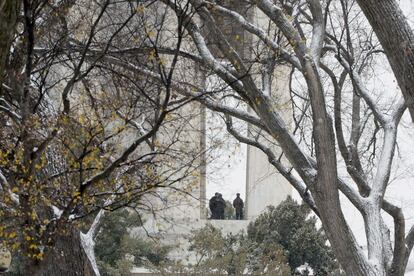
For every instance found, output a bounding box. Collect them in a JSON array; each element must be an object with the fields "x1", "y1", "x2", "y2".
[
  {"x1": 233, "y1": 193, "x2": 244, "y2": 220},
  {"x1": 216, "y1": 193, "x2": 226, "y2": 220},
  {"x1": 209, "y1": 192, "x2": 219, "y2": 219}
]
